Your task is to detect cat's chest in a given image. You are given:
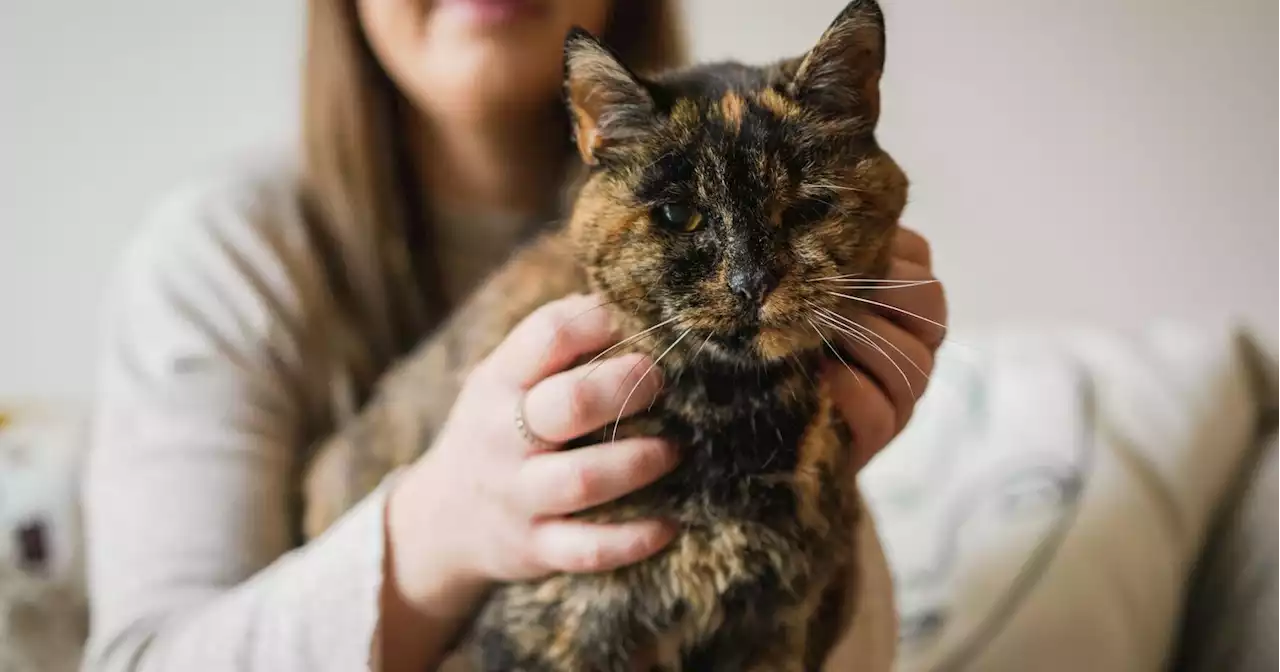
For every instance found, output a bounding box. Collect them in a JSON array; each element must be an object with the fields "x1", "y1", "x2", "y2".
[
  {"x1": 660, "y1": 379, "x2": 817, "y2": 475},
  {"x1": 639, "y1": 360, "x2": 837, "y2": 515}
]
